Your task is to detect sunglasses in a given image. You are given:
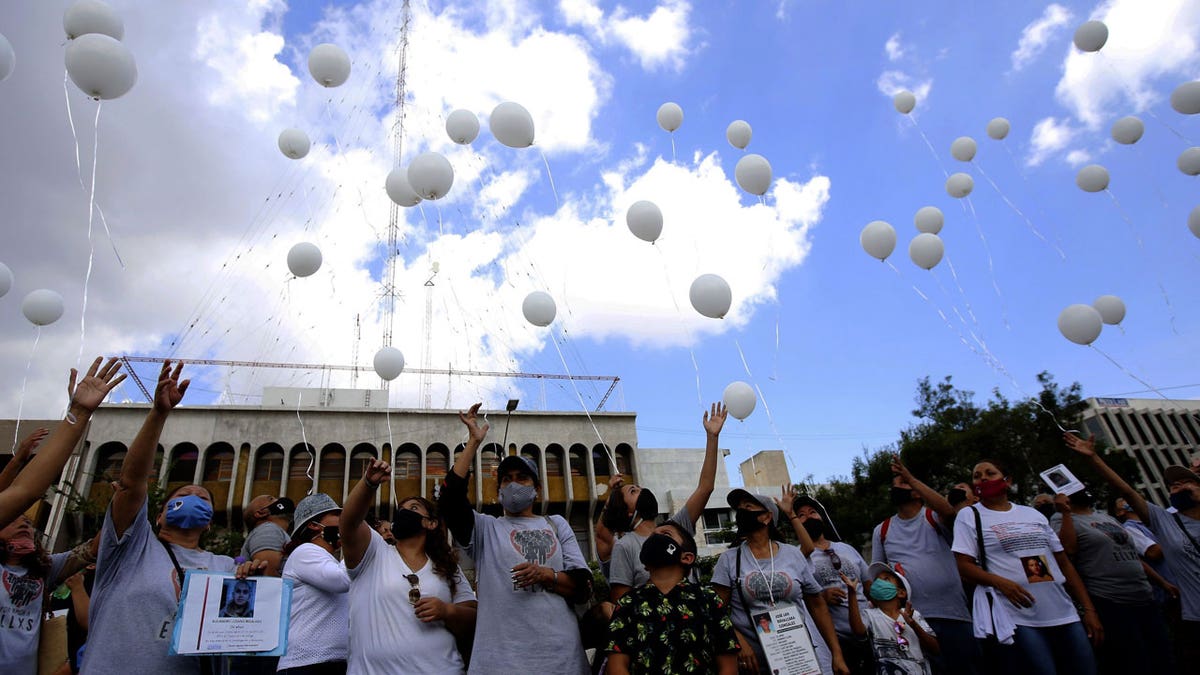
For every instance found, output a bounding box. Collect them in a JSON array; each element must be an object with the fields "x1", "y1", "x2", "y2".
[
  {"x1": 823, "y1": 548, "x2": 842, "y2": 571},
  {"x1": 893, "y1": 621, "x2": 910, "y2": 652},
  {"x1": 404, "y1": 574, "x2": 421, "y2": 606}
]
